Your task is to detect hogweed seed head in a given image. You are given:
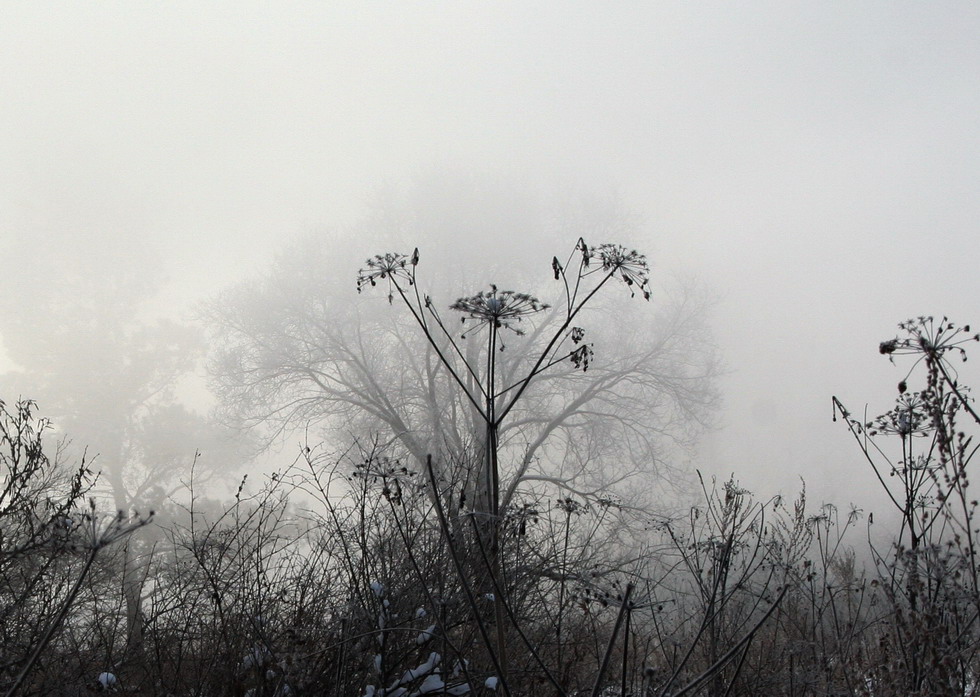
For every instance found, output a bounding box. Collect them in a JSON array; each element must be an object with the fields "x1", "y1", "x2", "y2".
[
  {"x1": 868, "y1": 392, "x2": 932, "y2": 439},
  {"x1": 594, "y1": 244, "x2": 651, "y2": 299},
  {"x1": 356, "y1": 252, "x2": 416, "y2": 301},
  {"x1": 450, "y1": 284, "x2": 549, "y2": 335},
  {"x1": 575, "y1": 239, "x2": 652, "y2": 299}
]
